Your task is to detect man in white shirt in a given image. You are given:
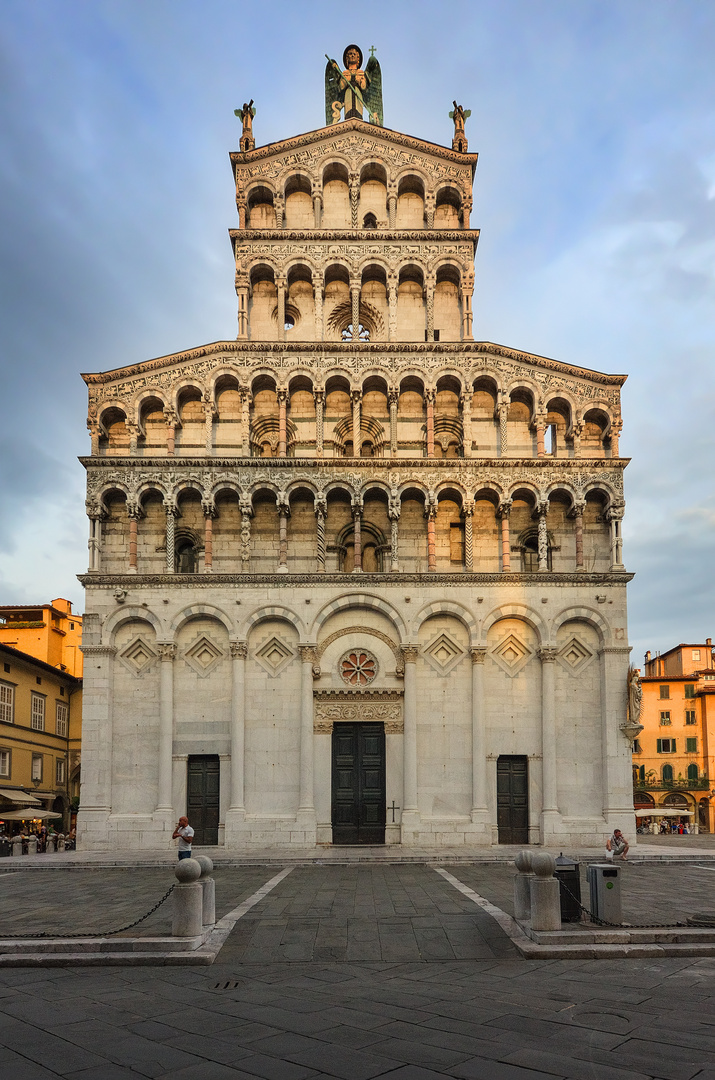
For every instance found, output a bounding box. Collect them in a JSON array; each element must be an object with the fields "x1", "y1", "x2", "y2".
[{"x1": 172, "y1": 816, "x2": 195, "y2": 860}]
